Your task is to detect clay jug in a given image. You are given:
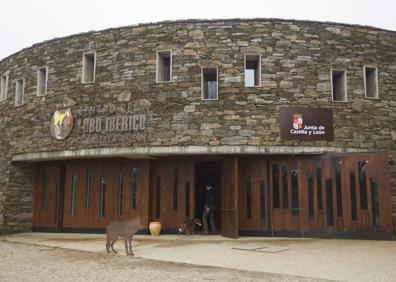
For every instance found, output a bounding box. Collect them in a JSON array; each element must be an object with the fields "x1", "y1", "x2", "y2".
[{"x1": 149, "y1": 221, "x2": 162, "y2": 236}]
